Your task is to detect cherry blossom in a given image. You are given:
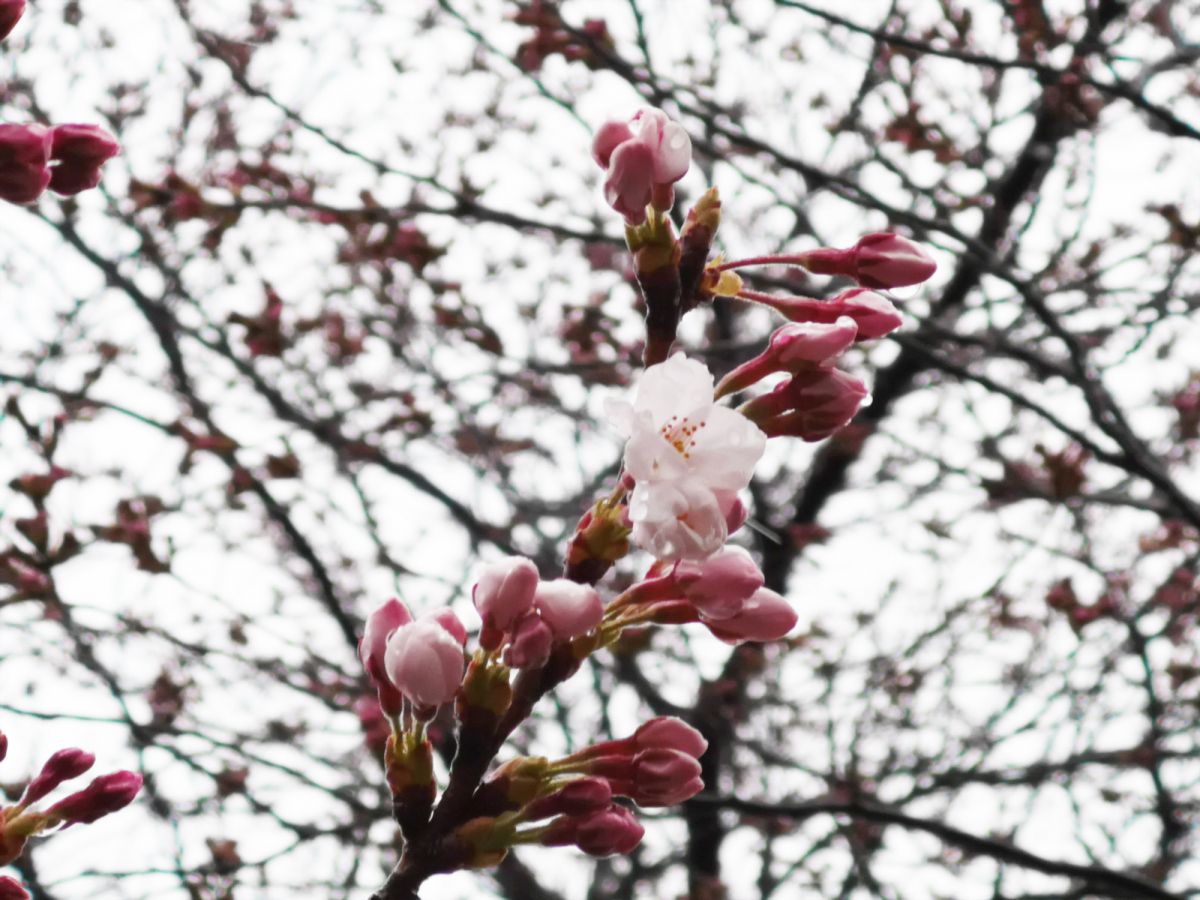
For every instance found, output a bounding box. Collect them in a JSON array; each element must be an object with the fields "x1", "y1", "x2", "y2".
[
  {"x1": 592, "y1": 107, "x2": 692, "y2": 224},
  {"x1": 606, "y1": 354, "x2": 765, "y2": 560},
  {"x1": 384, "y1": 612, "x2": 466, "y2": 709}
]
